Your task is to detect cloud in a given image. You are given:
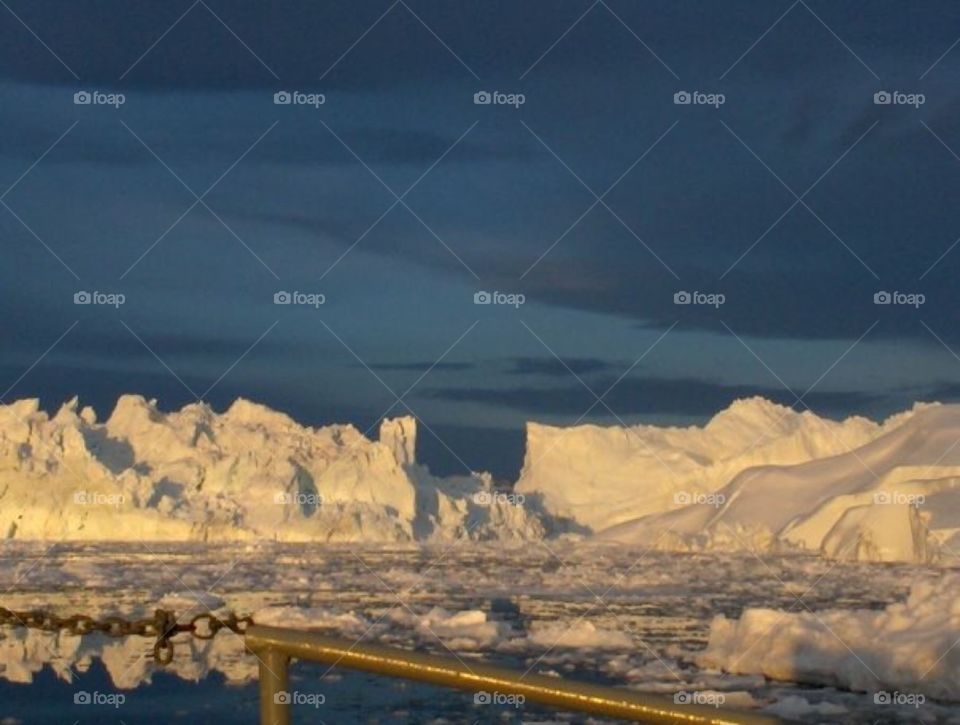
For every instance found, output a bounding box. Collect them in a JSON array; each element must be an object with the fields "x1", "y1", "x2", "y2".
[
  {"x1": 425, "y1": 376, "x2": 880, "y2": 418},
  {"x1": 0, "y1": 1, "x2": 614, "y2": 92},
  {"x1": 360, "y1": 361, "x2": 474, "y2": 372},
  {"x1": 6, "y1": 0, "x2": 960, "y2": 482},
  {"x1": 507, "y1": 356, "x2": 614, "y2": 377}
]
